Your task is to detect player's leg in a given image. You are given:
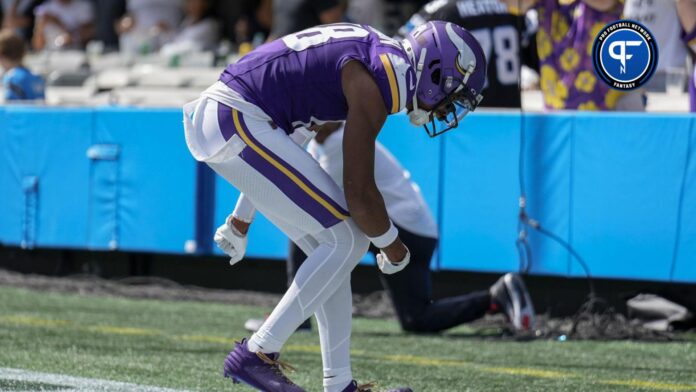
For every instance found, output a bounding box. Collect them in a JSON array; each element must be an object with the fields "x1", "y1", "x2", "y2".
[
  {"x1": 281, "y1": 236, "x2": 354, "y2": 391},
  {"x1": 243, "y1": 240, "x2": 315, "y2": 333},
  {"x1": 194, "y1": 100, "x2": 370, "y2": 389},
  {"x1": 315, "y1": 278, "x2": 353, "y2": 392},
  {"x1": 379, "y1": 226, "x2": 492, "y2": 333},
  {"x1": 280, "y1": 233, "x2": 355, "y2": 391},
  {"x1": 244, "y1": 219, "x2": 367, "y2": 345},
  {"x1": 287, "y1": 242, "x2": 313, "y2": 330},
  {"x1": 287, "y1": 242, "x2": 306, "y2": 287}
]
